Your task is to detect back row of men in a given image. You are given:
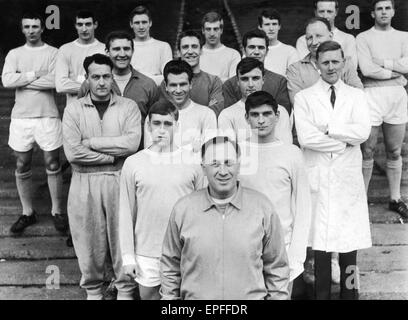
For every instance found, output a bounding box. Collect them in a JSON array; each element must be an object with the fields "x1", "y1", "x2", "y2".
[{"x1": 1, "y1": 0, "x2": 407, "y2": 299}]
